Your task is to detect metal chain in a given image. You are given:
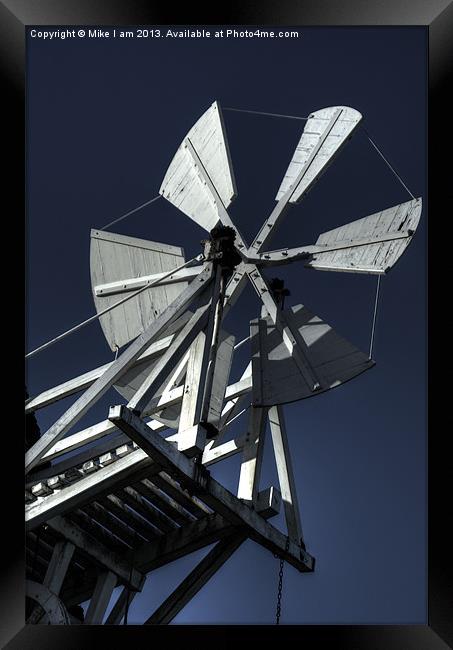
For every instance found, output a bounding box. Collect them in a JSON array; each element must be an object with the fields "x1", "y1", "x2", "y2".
[{"x1": 275, "y1": 536, "x2": 290, "y2": 625}]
